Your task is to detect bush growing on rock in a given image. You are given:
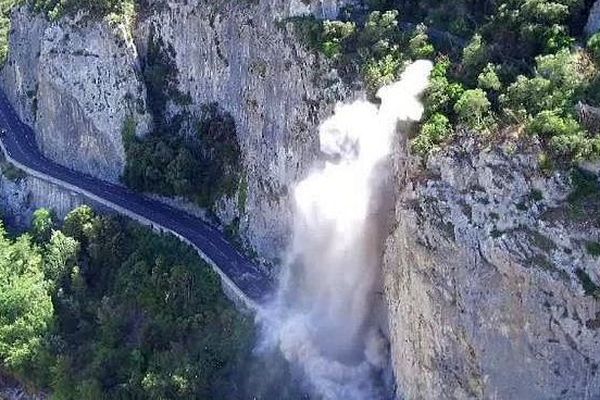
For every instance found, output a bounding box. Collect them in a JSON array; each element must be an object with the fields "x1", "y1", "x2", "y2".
[
  {"x1": 412, "y1": 113, "x2": 452, "y2": 155},
  {"x1": 122, "y1": 104, "x2": 241, "y2": 208},
  {"x1": 477, "y1": 64, "x2": 502, "y2": 91},
  {"x1": 587, "y1": 33, "x2": 600, "y2": 64},
  {"x1": 454, "y1": 89, "x2": 493, "y2": 131}
]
